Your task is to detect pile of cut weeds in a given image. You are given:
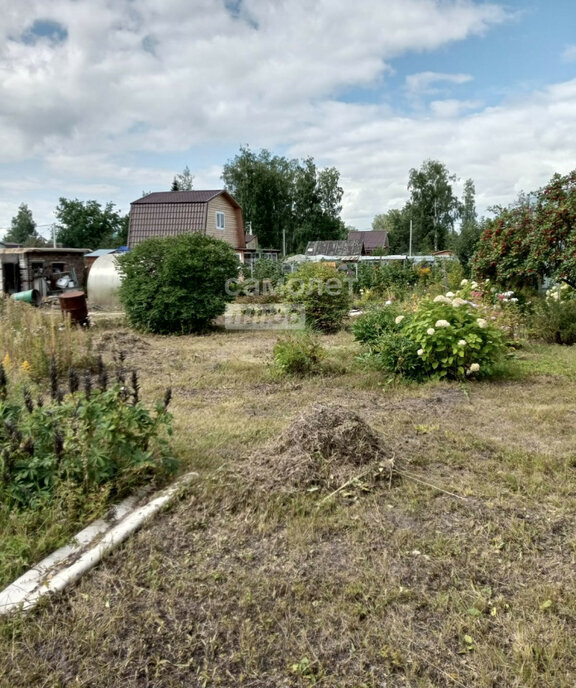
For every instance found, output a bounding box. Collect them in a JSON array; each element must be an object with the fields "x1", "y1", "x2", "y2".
[{"x1": 242, "y1": 403, "x2": 394, "y2": 493}]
